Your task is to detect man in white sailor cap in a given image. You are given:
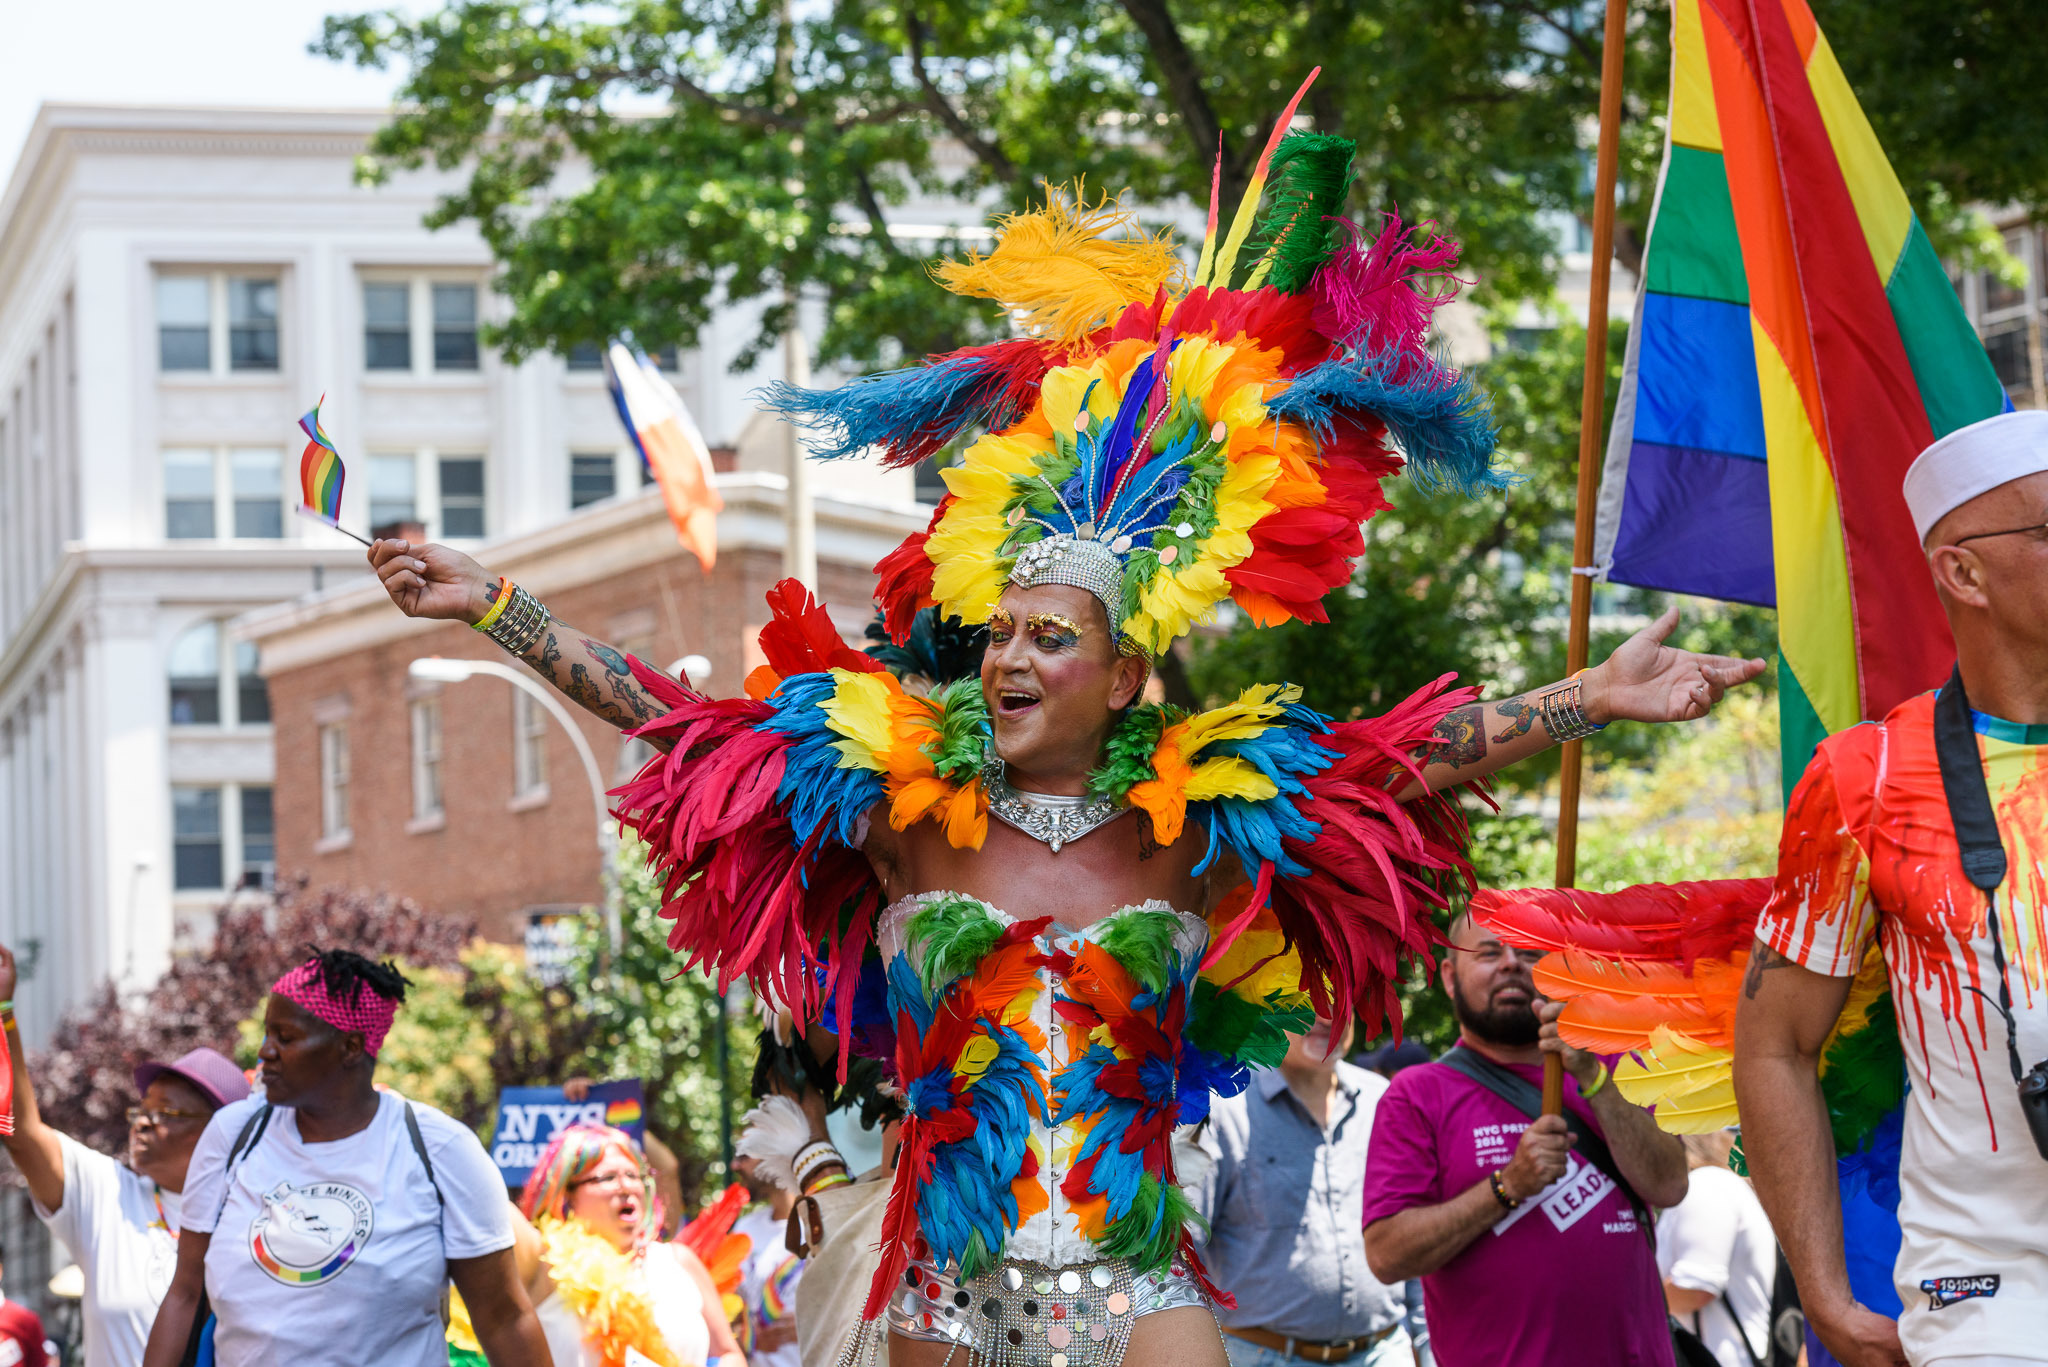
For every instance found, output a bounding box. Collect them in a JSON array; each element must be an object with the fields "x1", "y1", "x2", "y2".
[{"x1": 1738, "y1": 410, "x2": 2048, "y2": 1367}]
